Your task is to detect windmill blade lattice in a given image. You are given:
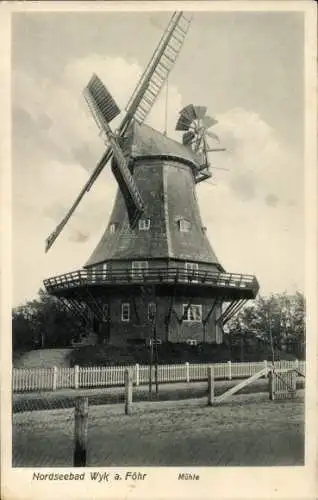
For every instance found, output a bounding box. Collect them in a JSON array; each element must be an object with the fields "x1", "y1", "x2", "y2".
[
  {"x1": 125, "y1": 12, "x2": 192, "y2": 125},
  {"x1": 84, "y1": 74, "x2": 145, "y2": 227}
]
